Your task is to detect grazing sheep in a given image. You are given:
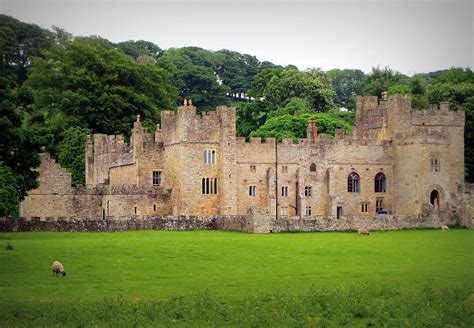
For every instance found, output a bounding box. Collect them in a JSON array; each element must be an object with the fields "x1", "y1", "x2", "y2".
[
  {"x1": 357, "y1": 228, "x2": 370, "y2": 235},
  {"x1": 441, "y1": 225, "x2": 450, "y2": 231},
  {"x1": 52, "y1": 261, "x2": 66, "y2": 277}
]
